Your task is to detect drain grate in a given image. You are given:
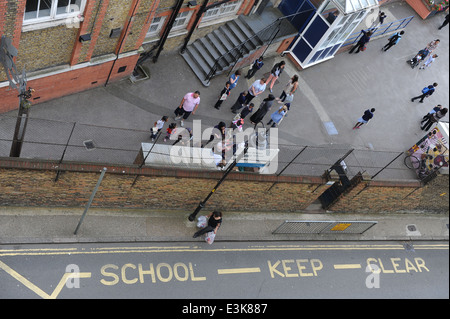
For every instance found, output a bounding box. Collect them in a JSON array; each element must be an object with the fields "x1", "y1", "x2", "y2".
[{"x1": 83, "y1": 140, "x2": 95, "y2": 150}]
